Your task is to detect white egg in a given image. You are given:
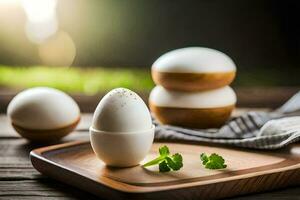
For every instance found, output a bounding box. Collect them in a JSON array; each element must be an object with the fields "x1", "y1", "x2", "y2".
[
  {"x1": 7, "y1": 87, "x2": 80, "y2": 141},
  {"x1": 153, "y1": 47, "x2": 236, "y2": 73},
  {"x1": 149, "y1": 85, "x2": 237, "y2": 109},
  {"x1": 91, "y1": 88, "x2": 152, "y2": 132},
  {"x1": 90, "y1": 88, "x2": 154, "y2": 167},
  {"x1": 152, "y1": 47, "x2": 236, "y2": 91}
]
